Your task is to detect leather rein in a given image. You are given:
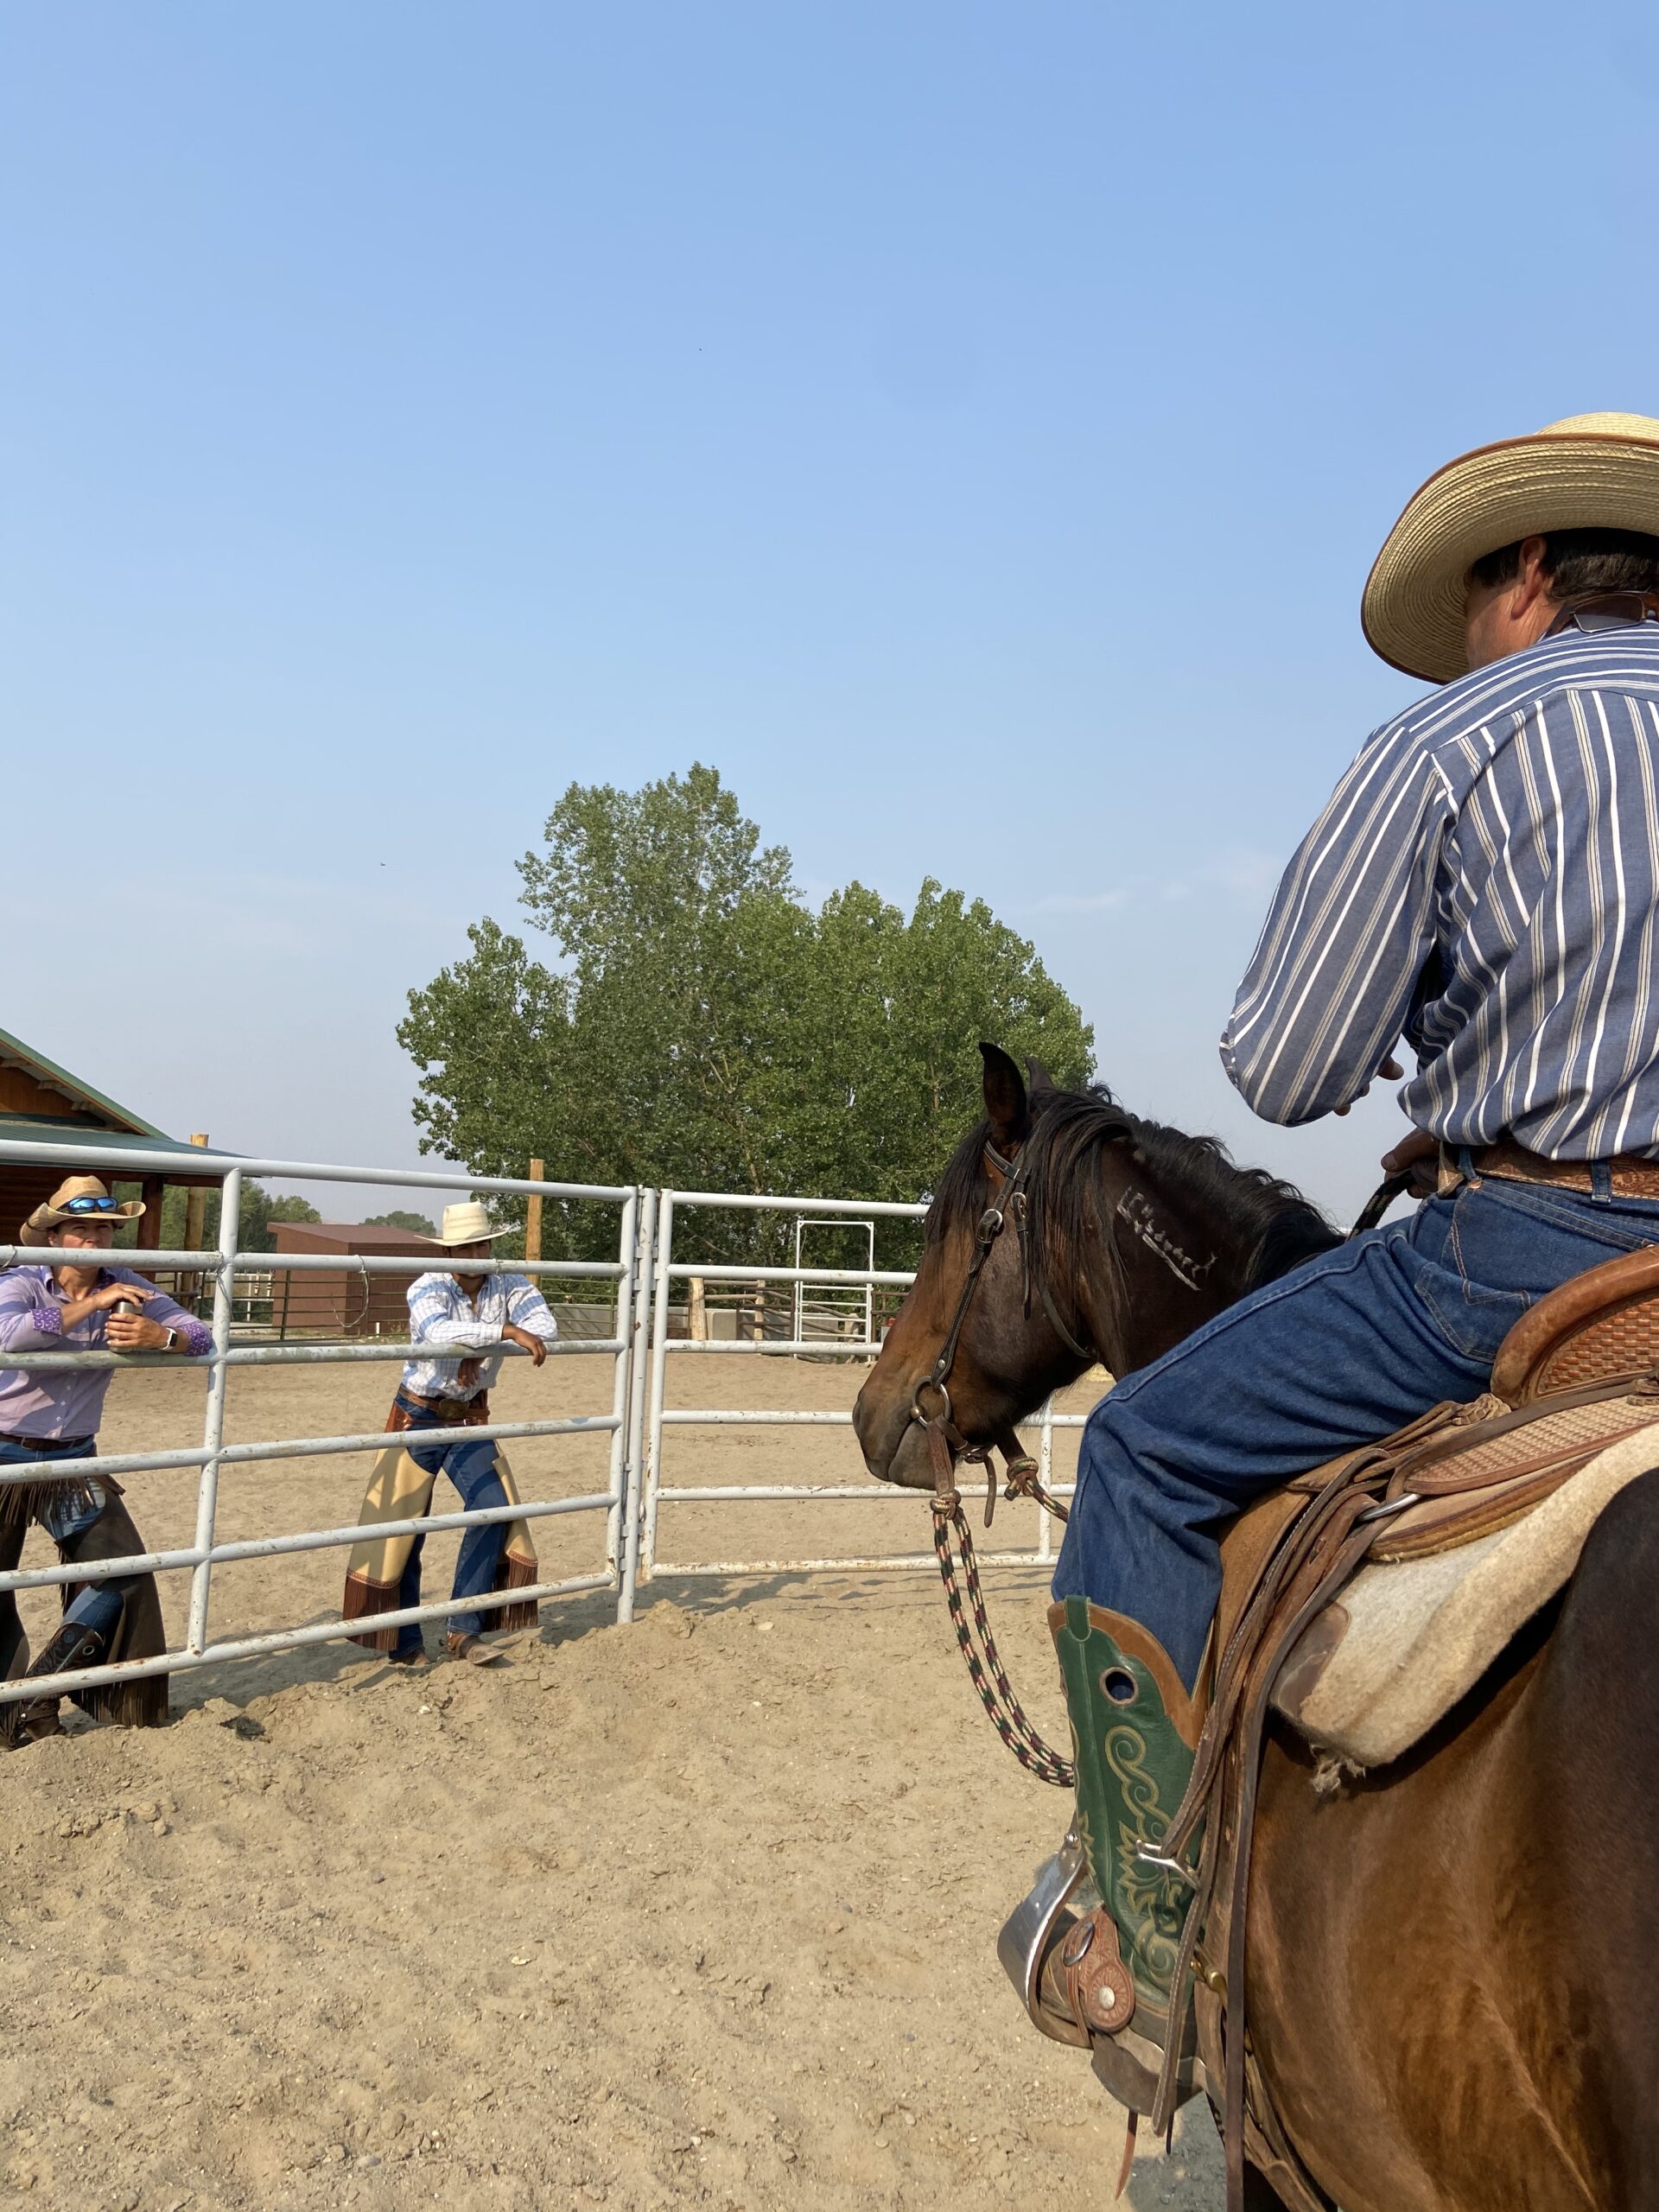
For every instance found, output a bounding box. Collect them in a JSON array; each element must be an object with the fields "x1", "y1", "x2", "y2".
[{"x1": 910, "y1": 1137, "x2": 1092, "y2": 1789}]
